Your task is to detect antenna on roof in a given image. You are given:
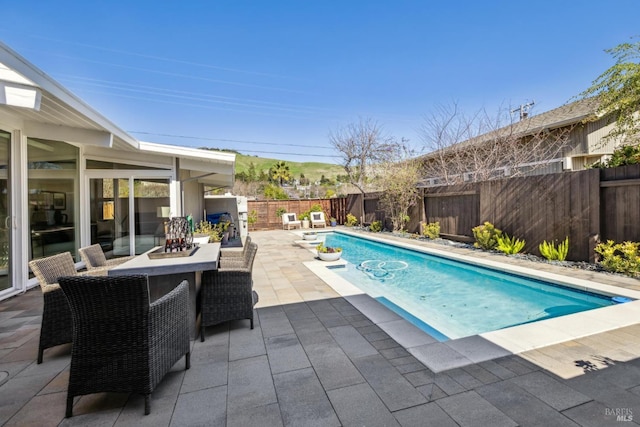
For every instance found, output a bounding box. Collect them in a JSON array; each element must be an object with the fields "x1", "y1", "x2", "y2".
[{"x1": 511, "y1": 101, "x2": 535, "y2": 120}]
